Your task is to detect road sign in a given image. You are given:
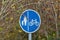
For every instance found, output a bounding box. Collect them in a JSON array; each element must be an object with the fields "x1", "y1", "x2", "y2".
[{"x1": 19, "y1": 9, "x2": 41, "y2": 33}]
